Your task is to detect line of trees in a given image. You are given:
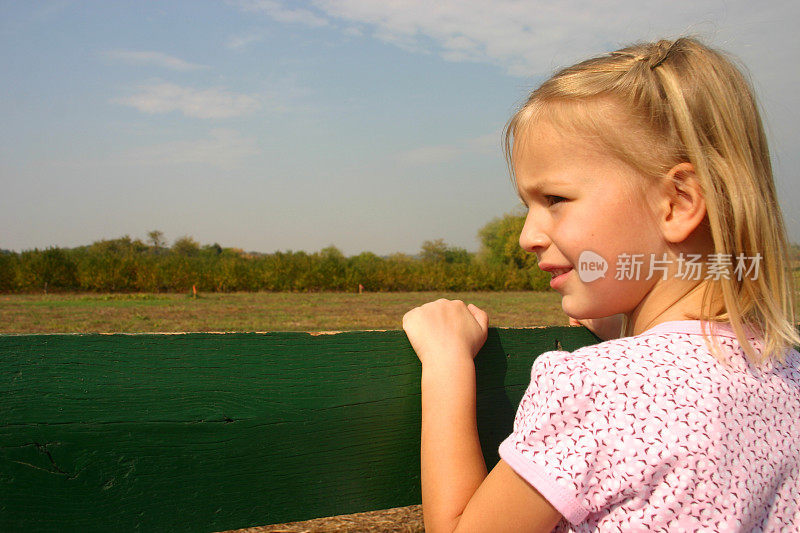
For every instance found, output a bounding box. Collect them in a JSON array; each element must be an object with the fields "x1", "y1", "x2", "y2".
[{"x1": 0, "y1": 215, "x2": 553, "y2": 293}]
